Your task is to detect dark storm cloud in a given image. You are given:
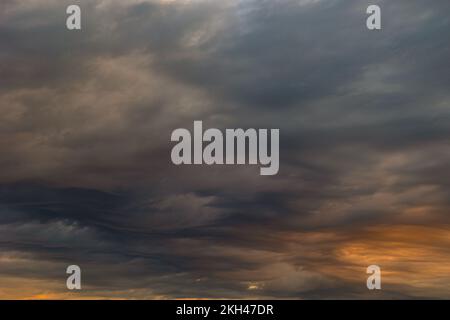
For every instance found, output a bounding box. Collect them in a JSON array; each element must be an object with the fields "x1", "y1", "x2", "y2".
[{"x1": 0, "y1": 0, "x2": 449, "y2": 298}]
